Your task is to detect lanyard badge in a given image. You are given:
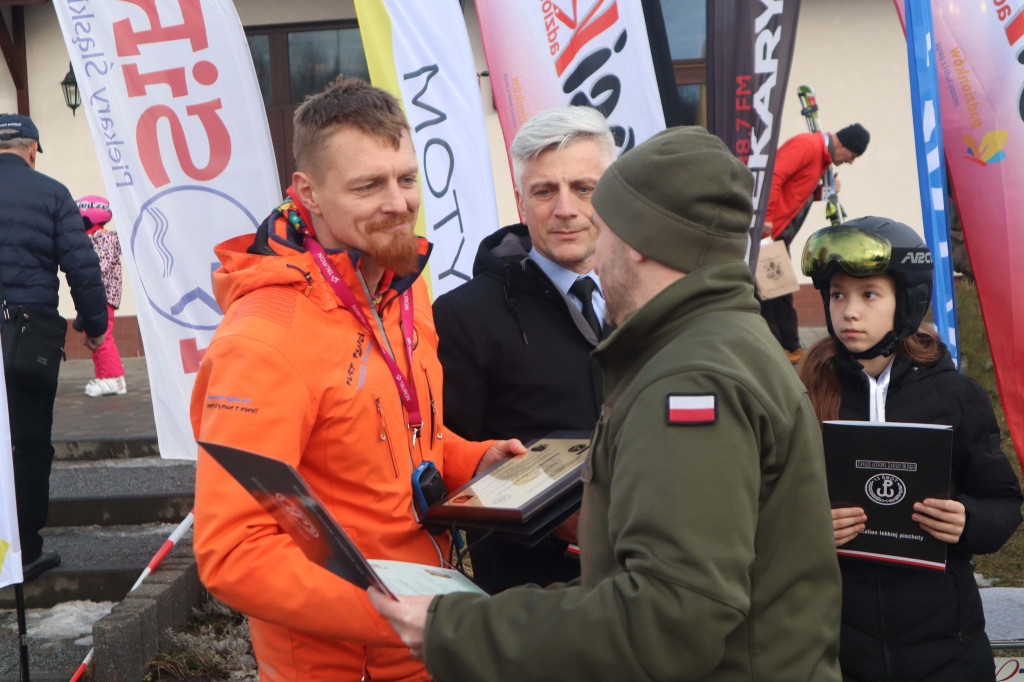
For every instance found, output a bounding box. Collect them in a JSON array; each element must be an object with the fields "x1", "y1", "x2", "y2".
[{"x1": 305, "y1": 238, "x2": 423, "y2": 442}]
